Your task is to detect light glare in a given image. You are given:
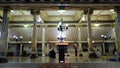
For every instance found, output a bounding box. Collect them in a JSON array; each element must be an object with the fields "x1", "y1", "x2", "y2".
[
  {"x1": 94, "y1": 24, "x2": 100, "y2": 27},
  {"x1": 24, "y1": 25, "x2": 28, "y2": 27},
  {"x1": 58, "y1": 10, "x2": 66, "y2": 14}
]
